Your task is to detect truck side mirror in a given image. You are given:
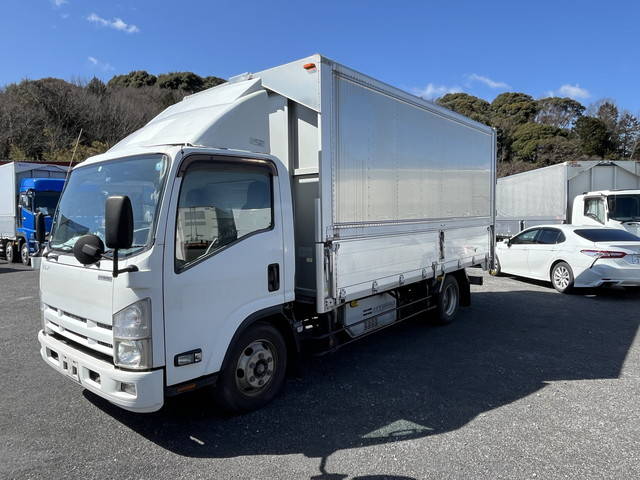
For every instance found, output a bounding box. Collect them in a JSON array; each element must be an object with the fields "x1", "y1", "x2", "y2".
[
  {"x1": 105, "y1": 196, "x2": 133, "y2": 250},
  {"x1": 105, "y1": 195, "x2": 135, "y2": 278},
  {"x1": 35, "y1": 212, "x2": 46, "y2": 244}
]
